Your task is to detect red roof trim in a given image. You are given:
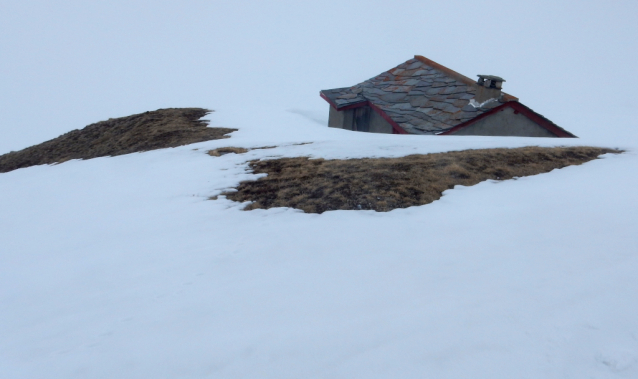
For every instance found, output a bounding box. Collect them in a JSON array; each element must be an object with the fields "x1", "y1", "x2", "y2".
[
  {"x1": 509, "y1": 102, "x2": 576, "y2": 137},
  {"x1": 414, "y1": 55, "x2": 477, "y2": 88},
  {"x1": 320, "y1": 92, "x2": 338, "y2": 109},
  {"x1": 439, "y1": 102, "x2": 577, "y2": 138},
  {"x1": 368, "y1": 102, "x2": 409, "y2": 134},
  {"x1": 439, "y1": 103, "x2": 510, "y2": 135},
  {"x1": 319, "y1": 92, "x2": 408, "y2": 134},
  {"x1": 320, "y1": 91, "x2": 367, "y2": 111},
  {"x1": 413, "y1": 55, "x2": 519, "y2": 102}
]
